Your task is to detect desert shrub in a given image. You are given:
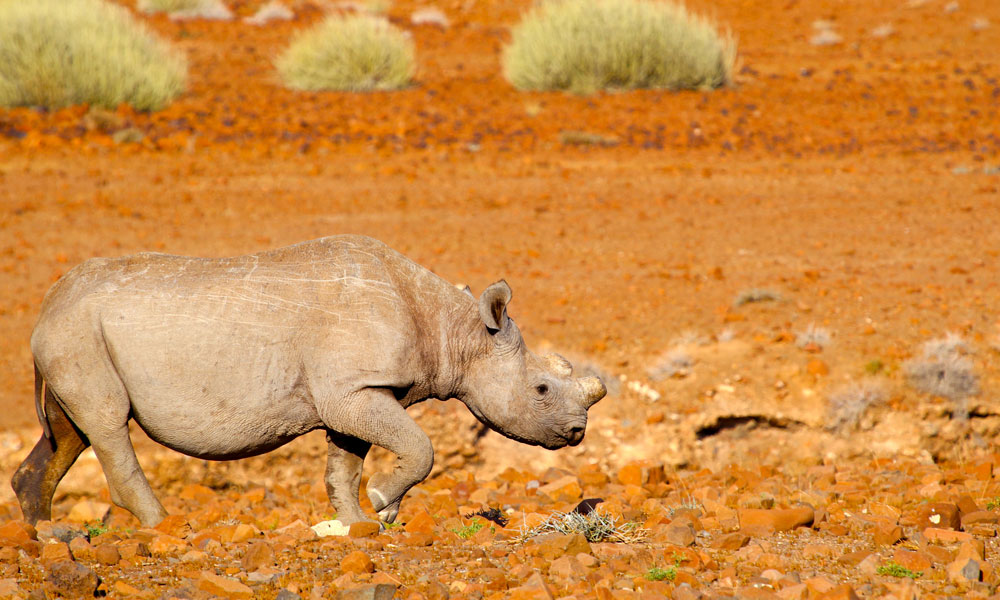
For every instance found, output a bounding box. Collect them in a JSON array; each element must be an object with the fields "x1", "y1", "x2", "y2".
[
  {"x1": 648, "y1": 348, "x2": 694, "y2": 380},
  {"x1": 733, "y1": 288, "x2": 780, "y2": 307},
  {"x1": 276, "y1": 15, "x2": 414, "y2": 92},
  {"x1": 0, "y1": 0, "x2": 186, "y2": 110},
  {"x1": 137, "y1": 0, "x2": 232, "y2": 20},
  {"x1": 904, "y1": 335, "x2": 978, "y2": 418},
  {"x1": 515, "y1": 509, "x2": 647, "y2": 543},
  {"x1": 796, "y1": 323, "x2": 832, "y2": 349},
  {"x1": 503, "y1": 0, "x2": 735, "y2": 94},
  {"x1": 826, "y1": 379, "x2": 886, "y2": 432}
]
